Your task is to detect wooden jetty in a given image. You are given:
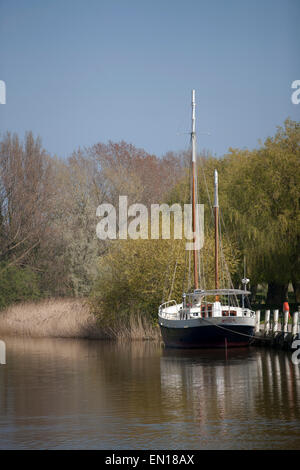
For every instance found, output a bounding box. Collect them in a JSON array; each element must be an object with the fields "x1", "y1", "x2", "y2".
[{"x1": 253, "y1": 309, "x2": 300, "y2": 350}]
